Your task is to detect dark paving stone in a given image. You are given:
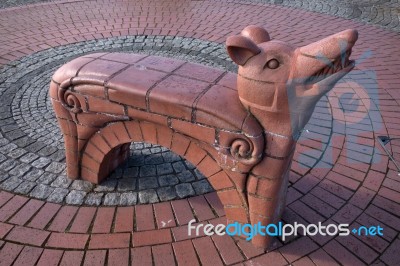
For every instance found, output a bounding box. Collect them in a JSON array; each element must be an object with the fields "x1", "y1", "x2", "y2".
[
  {"x1": 138, "y1": 189, "x2": 159, "y2": 204},
  {"x1": 138, "y1": 177, "x2": 158, "y2": 190},
  {"x1": 159, "y1": 174, "x2": 179, "y2": 187},
  {"x1": 177, "y1": 171, "x2": 196, "y2": 183},
  {"x1": 156, "y1": 163, "x2": 174, "y2": 175},
  {"x1": 192, "y1": 179, "x2": 214, "y2": 194},
  {"x1": 175, "y1": 183, "x2": 195, "y2": 198},
  {"x1": 139, "y1": 165, "x2": 157, "y2": 177},
  {"x1": 157, "y1": 186, "x2": 177, "y2": 201}
]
